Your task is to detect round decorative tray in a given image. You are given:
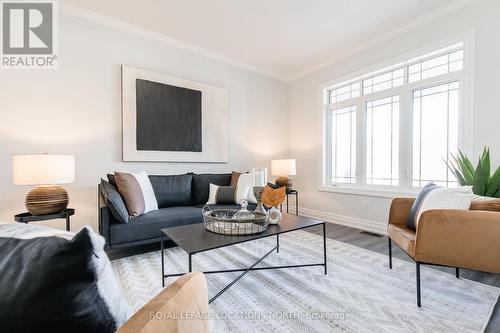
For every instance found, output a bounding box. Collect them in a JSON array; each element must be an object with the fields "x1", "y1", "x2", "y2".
[{"x1": 202, "y1": 206, "x2": 269, "y2": 235}]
